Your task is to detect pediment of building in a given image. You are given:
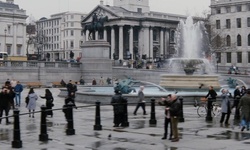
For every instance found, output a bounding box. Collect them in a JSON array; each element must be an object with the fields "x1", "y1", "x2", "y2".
[{"x1": 82, "y1": 5, "x2": 119, "y2": 24}]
